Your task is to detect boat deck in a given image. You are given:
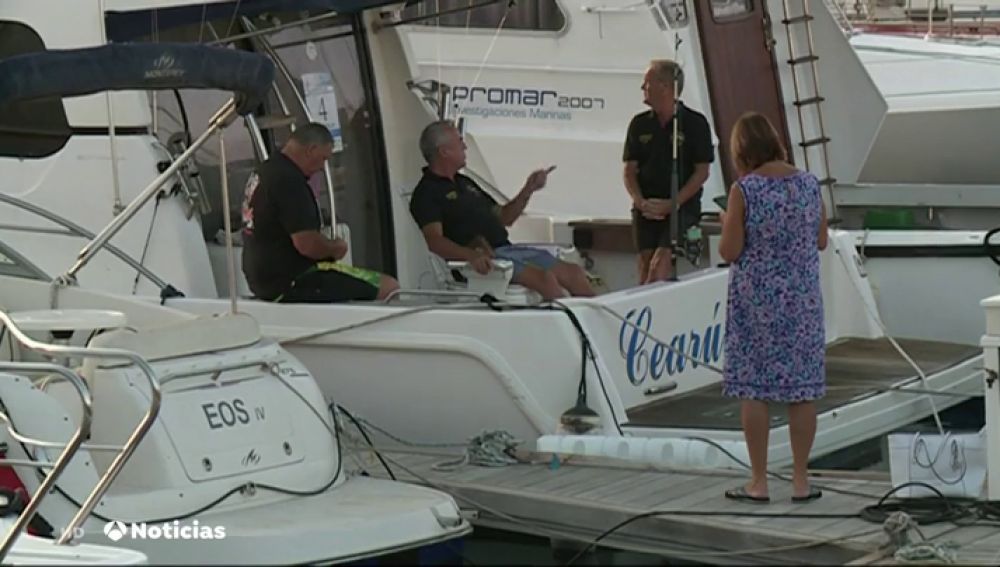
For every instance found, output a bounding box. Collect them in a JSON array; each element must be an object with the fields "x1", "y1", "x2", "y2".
[{"x1": 626, "y1": 337, "x2": 980, "y2": 428}]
